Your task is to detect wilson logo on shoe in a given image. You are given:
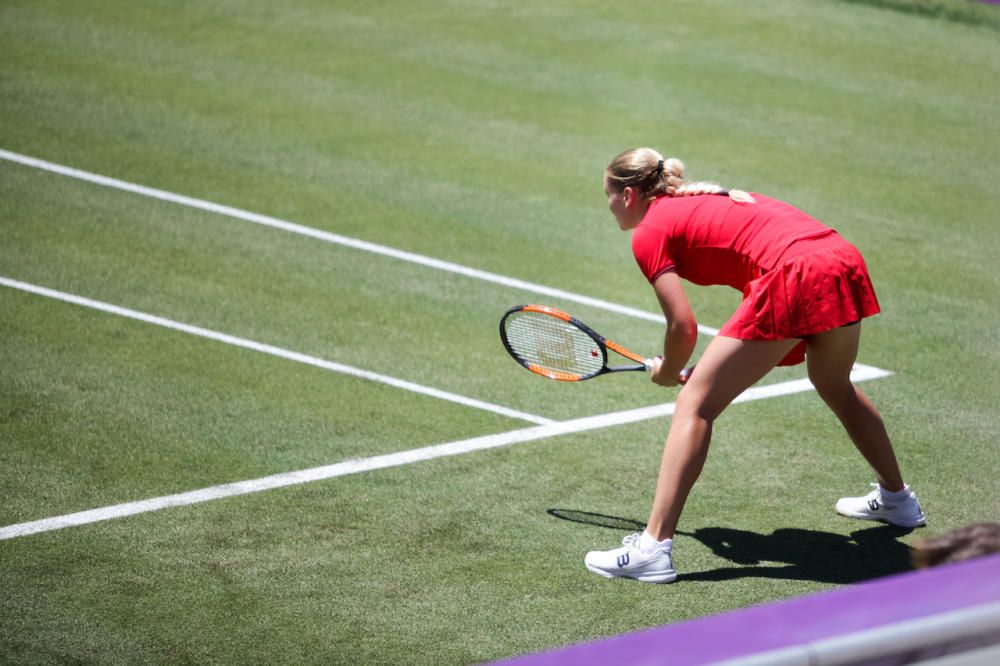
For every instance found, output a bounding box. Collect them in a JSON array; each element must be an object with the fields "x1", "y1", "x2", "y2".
[
  {"x1": 868, "y1": 499, "x2": 880, "y2": 511},
  {"x1": 617, "y1": 554, "x2": 630, "y2": 568}
]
